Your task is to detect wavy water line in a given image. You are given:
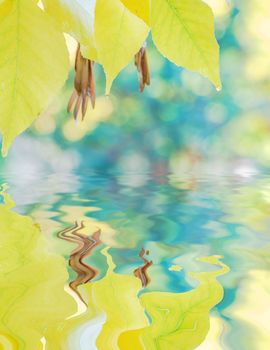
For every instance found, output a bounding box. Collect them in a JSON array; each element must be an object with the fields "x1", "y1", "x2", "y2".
[
  {"x1": 134, "y1": 247, "x2": 153, "y2": 287},
  {"x1": 68, "y1": 313, "x2": 107, "y2": 350},
  {"x1": 58, "y1": 221, "x2": 101, "y2": 305},
  {"x1": 64, "y1": 284, "x2": 88, "y2": 320},
  {"x1": 0, "y1": 333, "x2": 17, "y2": 350}
]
